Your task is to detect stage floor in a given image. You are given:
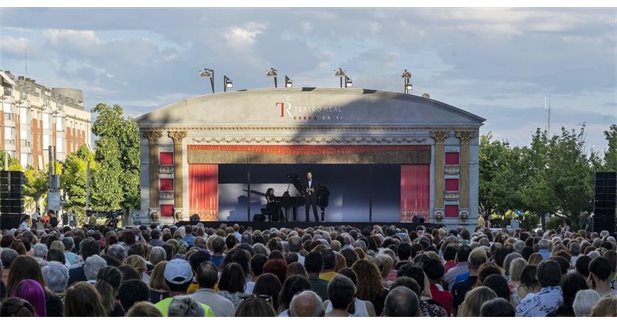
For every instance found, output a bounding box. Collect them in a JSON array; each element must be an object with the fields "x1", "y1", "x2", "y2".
[{"x1": 176, "y1": 221, "x2": 441, "y2": 231}]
